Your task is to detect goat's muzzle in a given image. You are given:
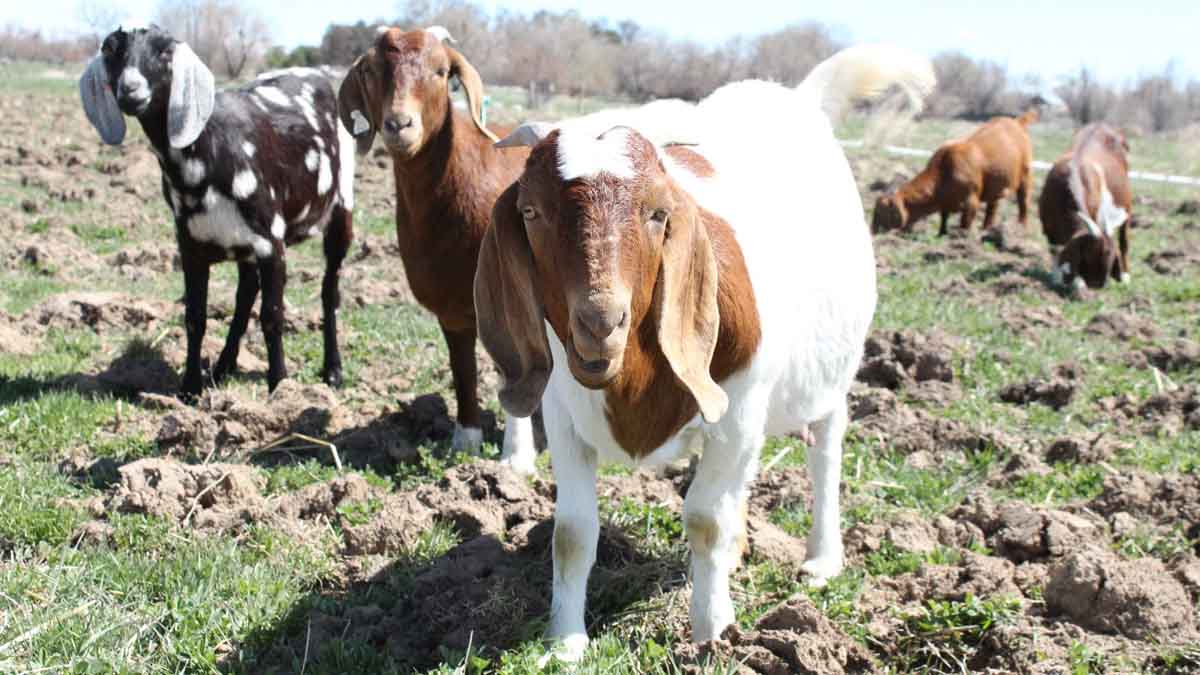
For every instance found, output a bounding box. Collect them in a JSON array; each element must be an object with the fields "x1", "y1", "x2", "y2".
[
  {"x1": 381, "y1": 112, "x2": 421, "y2": 156},
  {"x1": 567, "y1": 300, "x2": 630, "y2": 388}
]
